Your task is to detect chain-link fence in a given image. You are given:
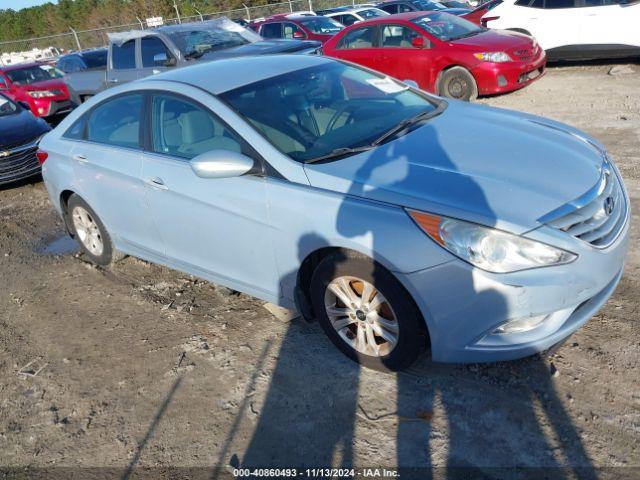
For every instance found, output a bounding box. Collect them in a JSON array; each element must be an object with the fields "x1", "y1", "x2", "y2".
[{"x1": 0, "y1": 0, "x2": 356, "y2": 60}]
